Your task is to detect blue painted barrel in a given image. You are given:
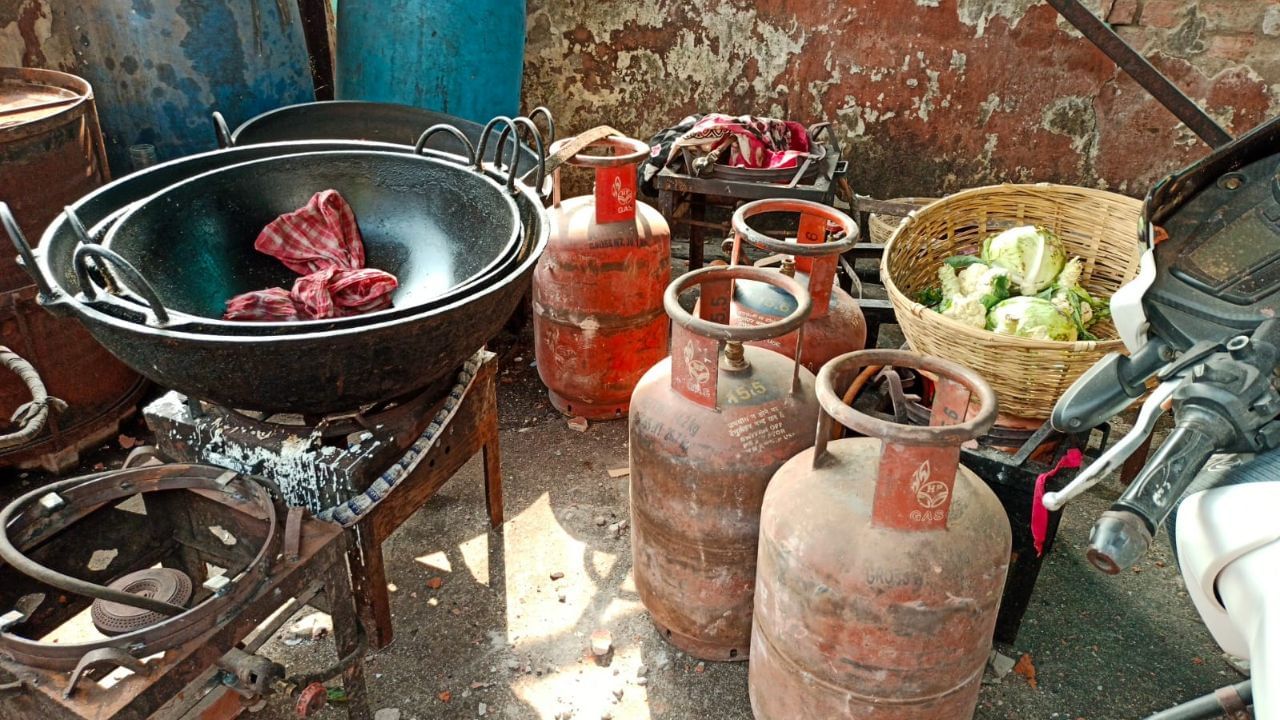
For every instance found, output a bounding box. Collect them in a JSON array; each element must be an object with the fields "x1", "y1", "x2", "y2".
[
  {"x1": 336, "y1": 0, "x2": 525, "y2": 123},
  {"x1": 63, "y1": 1, "x2": 314, "y2": 172}
]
